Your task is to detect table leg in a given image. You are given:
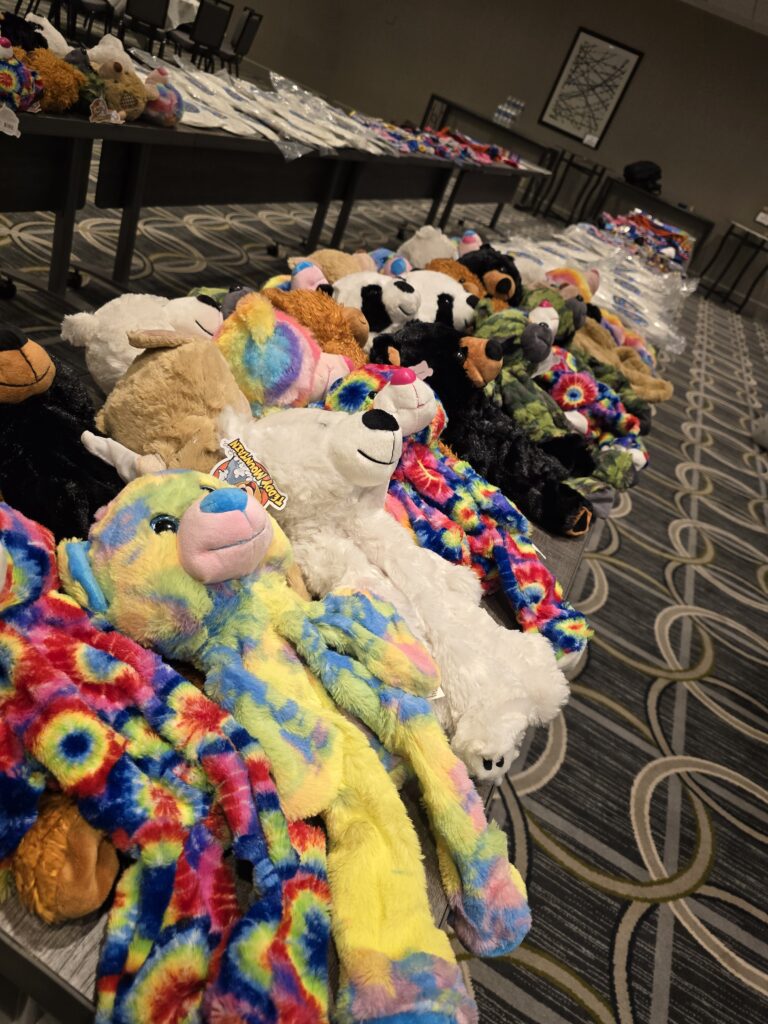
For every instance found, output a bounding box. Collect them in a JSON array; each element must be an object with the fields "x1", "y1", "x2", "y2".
[
  {"x1": 67, "y1": 0, "x2": 77, "y2": 38},
  {"x1": 438, "y1": 170, "x2": 464, "y2": 230},
  {"x1": 704, "y1": 227, "x2": 741, "y2": 299},
  {"x1": 425, "y1": 167, "x2": 454, "y2": 226},
  {"x1": 48, "y1": 139, "x2": 91, "y2": 296},
  {"x1": 699, "y1": 224, "x2": 734, "y2": 289},
  {"x1": 720, "y1": 242, "x2": 761, "y2": 306},
  {"x1": 736, "y1": 250, "x2": 768, "y2": 314},
  {"x1": 113, "y1": 145, "x2": 150, "y2": 286},
  {"x1": 329, "y1": 162, "x2": 363, "y2": 249},
  {"x1": 305, "y1": 159, "x2": 346, "y2": 251},
  {"x1": 489, "y1": 201, "x2": 505, "y2": 230}
]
